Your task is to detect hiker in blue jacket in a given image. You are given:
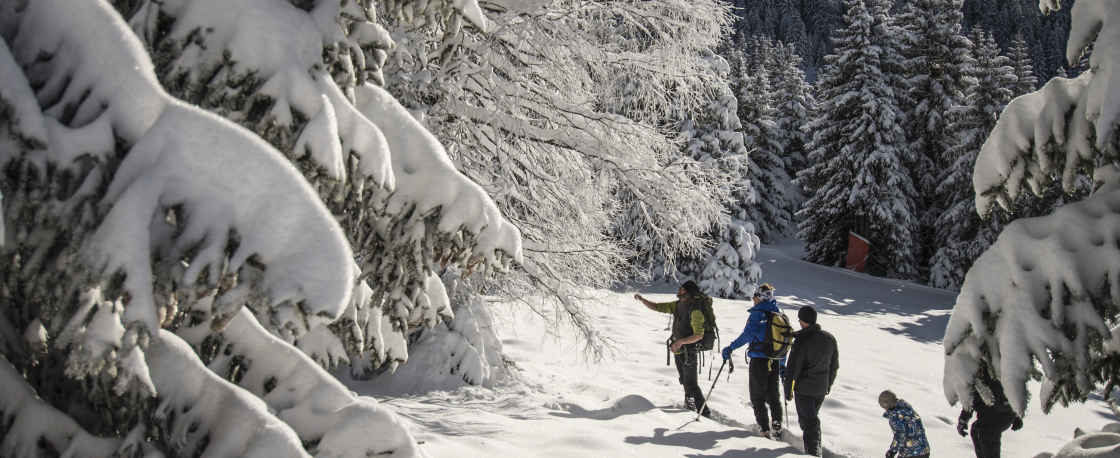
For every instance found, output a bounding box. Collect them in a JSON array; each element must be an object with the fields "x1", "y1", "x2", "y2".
[
  {"x1": 880, "y1": 390, "x2": 931, "y2": 458},
  {"x1": 721, "y1": 283, "x2": 784, "y2": 439}
]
